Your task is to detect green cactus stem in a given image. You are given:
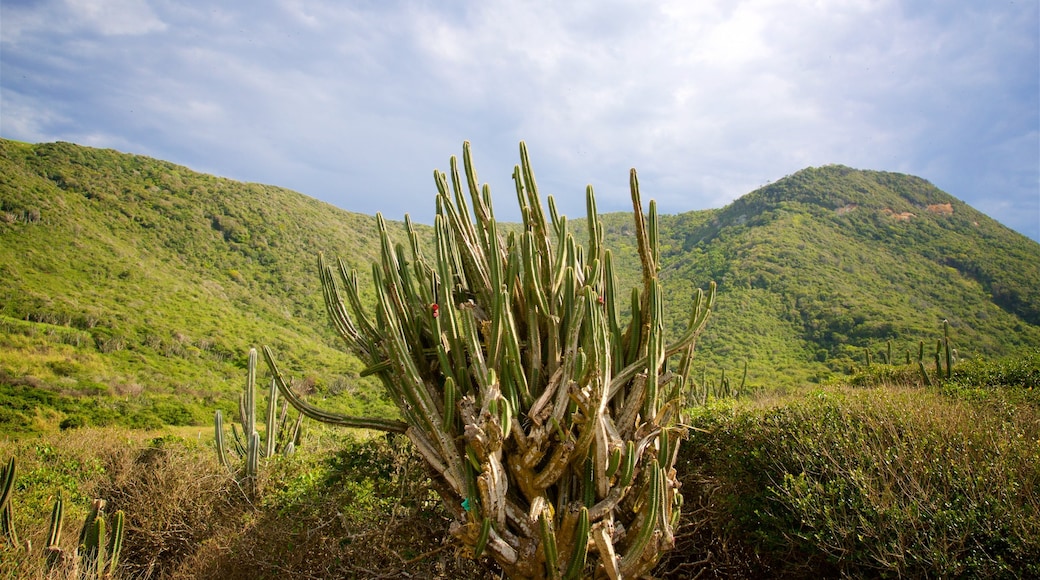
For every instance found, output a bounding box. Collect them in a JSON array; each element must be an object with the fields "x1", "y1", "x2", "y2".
[
  {"x1": 0, "y1": 457, "x2": 15, "y2": 549},
  {"x1": 214, "y1": 410, "x2": 231, "y2": 472},
  {"x1": 943, "y1": 319, "x2": 953, "y2": 380},
  {"x1": 44, "y1": 493, "x2": 67, "y2": 570}
]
